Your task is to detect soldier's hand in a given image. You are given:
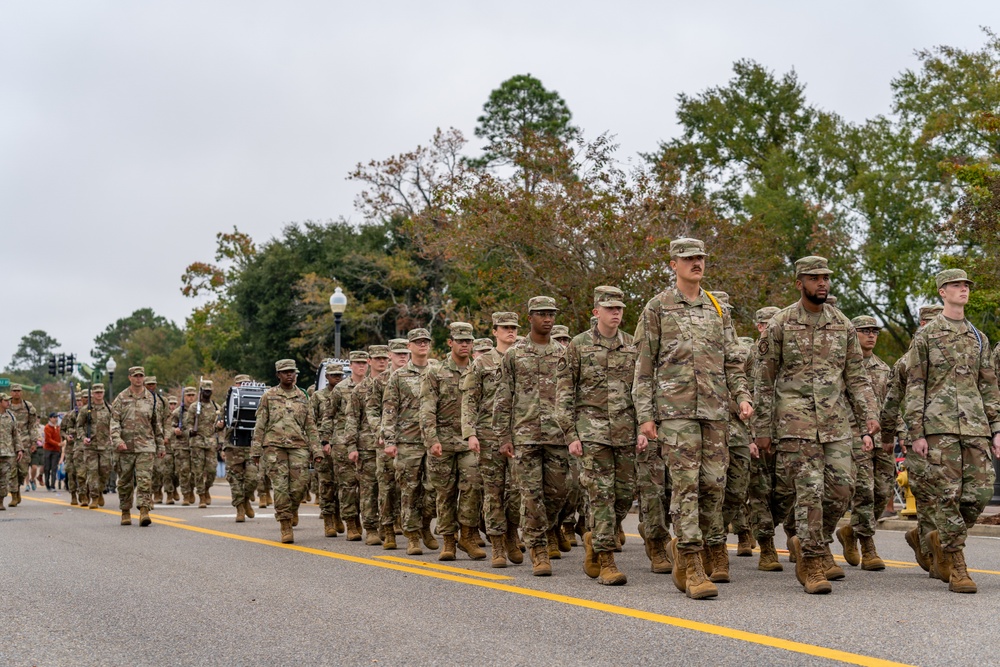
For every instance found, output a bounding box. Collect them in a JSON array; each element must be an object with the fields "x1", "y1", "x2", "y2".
[
  {"x1": 158, "y1": 451, "x2": 165, "y2": 459},
  {"x1": 862, "y1": 434, "x2": 874, "y2": 453},
  {"x1": 323, "y1": 443, "x2": 331, "y2": 456},
  {"x1": 749, "y1": 442, "x2": 759, "y2": 459},
  {"x1": 467, "y1": 436, "x2": 480, "y2": 453},
  {"x1": 499, "y1": 442, "x2": 514, "y2": 459},
  {"x1": 881, "y1": 440, "x2": 895, "y2": 453},
  {"x1": 430, "y1": 442, "x2": 442, "y2": 457},
  {"x1": 992, "y1": 433, "x2": 1000, "y2": 459},
  {"x1": 385, "y1": 445, "x2": 397, "y2": 458},
  {"x1": 84, "y1": 437, "x2": 91, "y2": 445},
  {"x1": 912, "y1": 437, "x2": 928, "y2": 457},
  {"x1": 314, "y1": 457, "x2": 324, "y2": 464},
  {"x1": 348, "y1": 450, "x2": 358, "y2": 463},
  {"x1": 755, "y1": 437, "x2": 771, "y2": 454},
  {"x1": 636, "y1": 434, "x2": 648, "y2": 454},
  {"x1": 568, "y1": 440, "x2": 583, "y2": 457},
  {"x1": 116, "y1": 443, "x2": 127, "y2": 452},
  {"x1": 866, "y1": 419, "x2": 881, "y2": 436},
  {"x1": 173, "y1": 428, "x2": 182, "y2": 436},
  {"x1": 188, "y1": 430, "x2": 198, "y2": 437},
  {"x1": 639, "y1": 421, "x2": 657, "y2": 441},
  {"x1": 16, "y1": 451, "x2": 23, "y2": 462},
  {"x1": 253, "y1": 455, "x2": 261, "y2": 465},
  {"x1": 738, "y1": 401, "x2": 753, "y2": 421}
]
